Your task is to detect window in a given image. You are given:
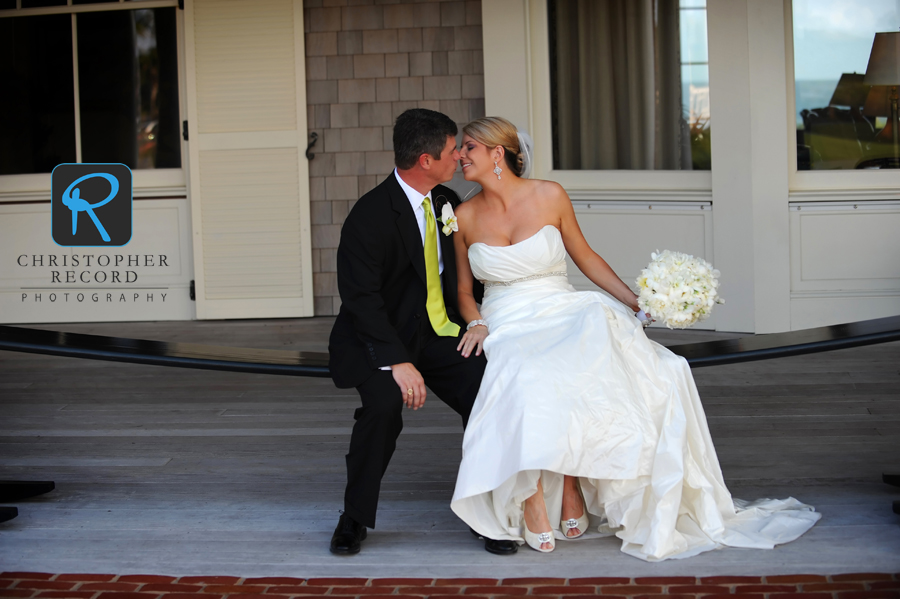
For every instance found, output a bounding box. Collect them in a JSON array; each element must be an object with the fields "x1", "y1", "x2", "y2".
[
  {"x1": 547, "y1": 0, "x2": 710, "y2": 171},
  {"x1": 793, "y1": 0, "x2": 900, "y2": 171},
  {"x1": 0, "y1": 2, "x2": 180, "y2": 175}
]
